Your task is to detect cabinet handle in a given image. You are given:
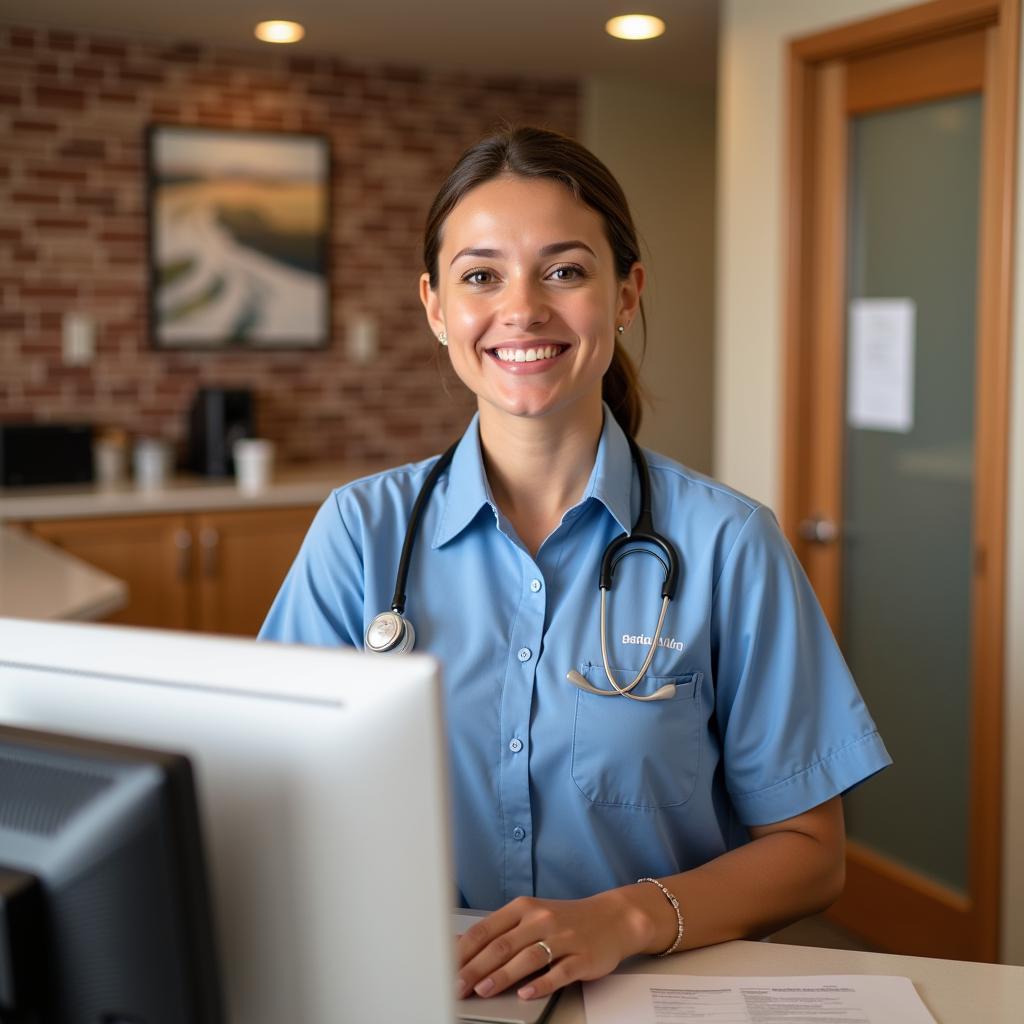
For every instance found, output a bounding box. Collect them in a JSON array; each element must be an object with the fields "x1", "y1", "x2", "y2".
[
  {"x1": 174, "y1": 529, "x2": 193, "y2": 581},
  {"x1": 200, "y1": 527, "x2": 220, "y2": 578}
]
